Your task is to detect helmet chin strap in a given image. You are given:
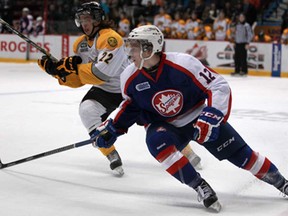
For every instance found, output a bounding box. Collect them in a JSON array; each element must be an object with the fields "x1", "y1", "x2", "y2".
[
  {"x1": 88, "y1": 25, "x2": 99, "y2": 38},
  {"x1": 138, "y1": 49, "x2": 154, "y2": 69}
]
